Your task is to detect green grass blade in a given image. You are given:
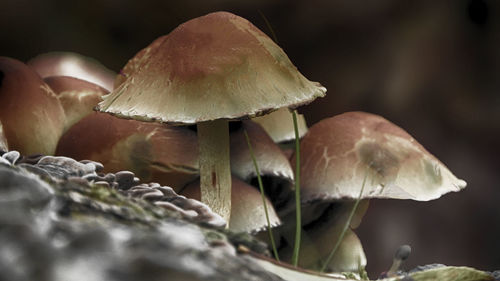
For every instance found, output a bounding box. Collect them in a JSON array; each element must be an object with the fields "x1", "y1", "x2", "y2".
[
  {"x1": 320, "y1": 172, "x2": 368, "y2": 272},
  {"x1": 243, "y1": 129, "x2": 280, "y2": 261},
  {"x1": 291, "y1": 110, "x2": 302, "y2": 266}
]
